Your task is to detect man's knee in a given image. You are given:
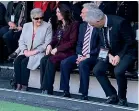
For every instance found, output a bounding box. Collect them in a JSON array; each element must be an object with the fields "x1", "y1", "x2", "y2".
[
  {"x1": 93, "y1": 65, "x2": 106, "y2": 76},
  {"x1": 78, "y1": 60, "x2": 87, "y2": 69},
  {"x1": 114, "y1": 68, "x2": 125, "y2": 77}
]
